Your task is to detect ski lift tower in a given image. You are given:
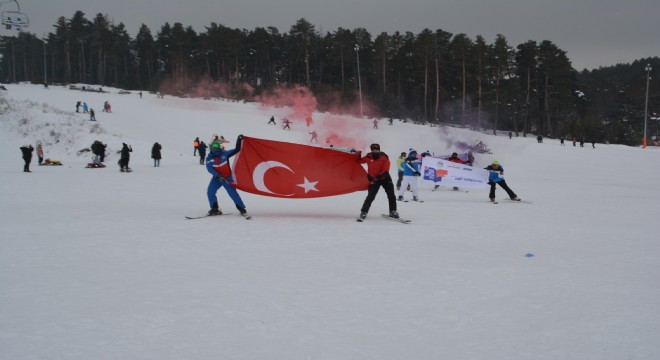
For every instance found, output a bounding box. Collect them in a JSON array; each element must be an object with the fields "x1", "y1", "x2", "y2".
[{"x1": 1, "y1": 0, "x2": 29, "y2": 30}]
